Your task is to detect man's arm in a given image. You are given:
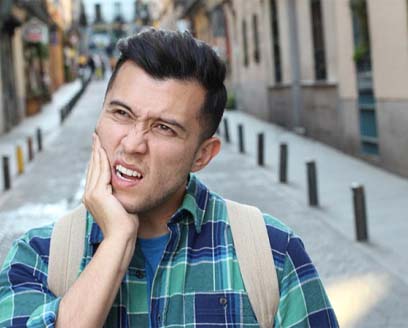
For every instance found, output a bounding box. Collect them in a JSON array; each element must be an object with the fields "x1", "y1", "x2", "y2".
[
  {"x1": 56, "y1": 133, "x2": 139, "y2": 327},
  {"x1": 55, "y1": 233, "x2": 135, "y2": 327}
]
